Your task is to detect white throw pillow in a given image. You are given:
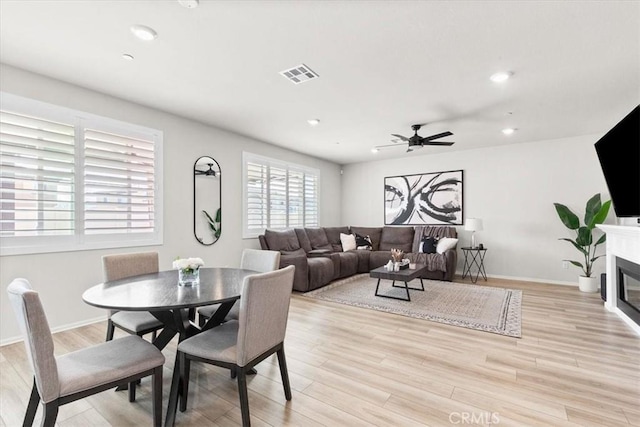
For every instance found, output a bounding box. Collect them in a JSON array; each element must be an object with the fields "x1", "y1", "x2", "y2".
[
  {"x1": 436, "y1": 237, "x2": 458, "y2": 254},
  {"x1": 340, "y1": 233, "x2": 357, "y2": 251}
]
